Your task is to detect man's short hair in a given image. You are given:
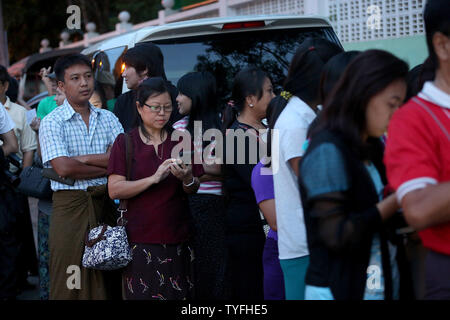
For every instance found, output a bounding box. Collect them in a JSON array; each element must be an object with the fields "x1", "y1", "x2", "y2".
[
  {"x1": 0, "y1": 65, "x2": 9, "y2": 85},
  {"x1": 424, "y1": 0, "x2": 450, "y2": 63},
  {"x1": 54, "y1": 54, "x2": 92, "y2": 82}
]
